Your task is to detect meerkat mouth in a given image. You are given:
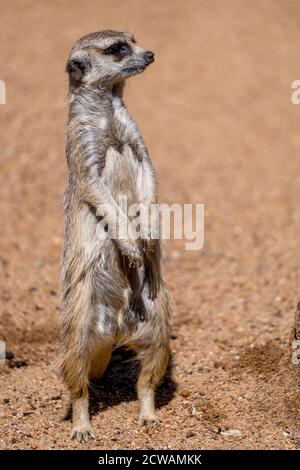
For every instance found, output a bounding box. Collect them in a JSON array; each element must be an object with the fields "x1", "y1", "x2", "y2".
[{"x1": 123, "y1": 65, "x2": 147, "y2": 74}]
